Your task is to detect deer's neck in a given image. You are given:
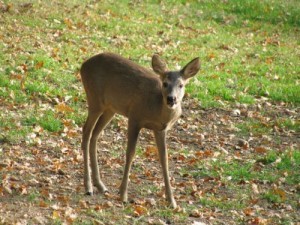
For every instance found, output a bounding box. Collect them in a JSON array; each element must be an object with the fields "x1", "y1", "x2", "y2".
[{"x1": 159, "y1": 103, "x2": 182, "y2": 130}]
